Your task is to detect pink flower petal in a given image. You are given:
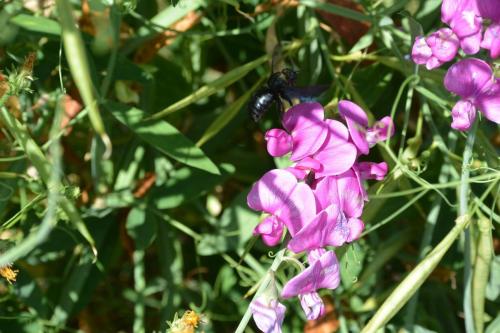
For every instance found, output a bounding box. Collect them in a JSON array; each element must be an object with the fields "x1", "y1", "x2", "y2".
[
  {"x1": 366, "y1": 116, "x2": 395, "y2": 147},
  {"x1": 346, "y1": 218, "x2": 365, "y2": 242},
  {"x1": 441, "y1": 0, "x2": 466, "y2": 25},
  {"x1": 426, "y1": 56, "x2": 444, "y2": 70},
  {"x1": 477, "y1": 0, "x2": 500, "y2": 22},
  {"x1": 481, "y1": 24, "x2": 500, "y2": 59},
  {"x1": 427, "y1": 28, "x2": 459, "y2": 62},
  {"x1": 282, "y1": 102, "x2": 328, "y2": 161},
  {"x1": 336, "y1": 170, "x2": 364, "y2": 218},
  {"x1": 253, "y1": 216, "x2": 285, "y2": 247},
  {"x1": 250, "y1": 296, "x2": 286, "y2": 333},
  {"x1": 450, "y1": 100, "x2": 477, "y2": 131},
  {"x1": 357, "y1": 162, "x2": 388, "y2": 180},
  {"x1": 265, "y1": 129, "x2": 292, "y2": 157},
  {"x1": 476, "y1": 81, "x2": 500, "y2": 125},
  {"x1": 450, "y1": 9, "x2": 482, "y2": 38},
  {"x1": 314, "y1": 120, "x2": 357, "y2": 177},
  {"x1": 338, "y1": 100, "x2": 369, "y2": 155},
  {"x1": 247, "y1": 169, "x2": 298, "y2": 214},
  {"x1": 287, "y1": 205, "x2": 340, "y2": 253},
  {"x1": 281, "y1": 250, "x2": 340, "y2": 298},
  {"x1": 459, "y1": 30, "x2": 482, "y2": 55},
  {"x1": 444, "y1": 58, "x2": 493, "y2": 98},
  {"x1": 411, "y1": 36, "x2": 432, "y2": 65},
  {"x1": 313, "y1": 176, "x2": 339, "y2": 211},
  {"x1": 276, "y1": 182, "x2": 317, "y2": 236},
  {"x1": 299, "y1": 292, "x2": 325, "y2": 320}
]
